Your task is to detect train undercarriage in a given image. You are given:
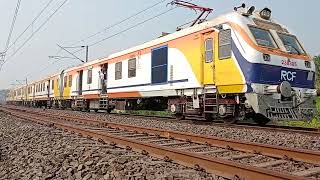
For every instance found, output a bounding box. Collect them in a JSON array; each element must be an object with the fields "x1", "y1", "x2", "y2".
[{"x1": 6, "y1": 85, "x2": 316, "y2": 126}]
